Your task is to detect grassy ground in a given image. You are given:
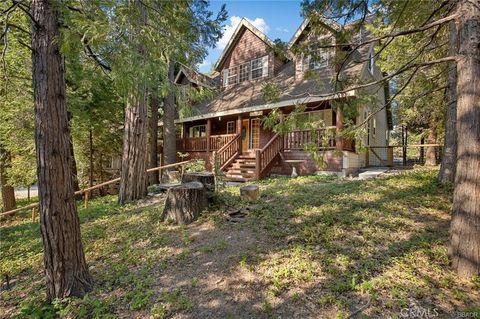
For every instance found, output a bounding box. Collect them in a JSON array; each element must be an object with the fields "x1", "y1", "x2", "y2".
[{"x1": 0, "y1": 168, "x2": 479, "y2": 318}]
